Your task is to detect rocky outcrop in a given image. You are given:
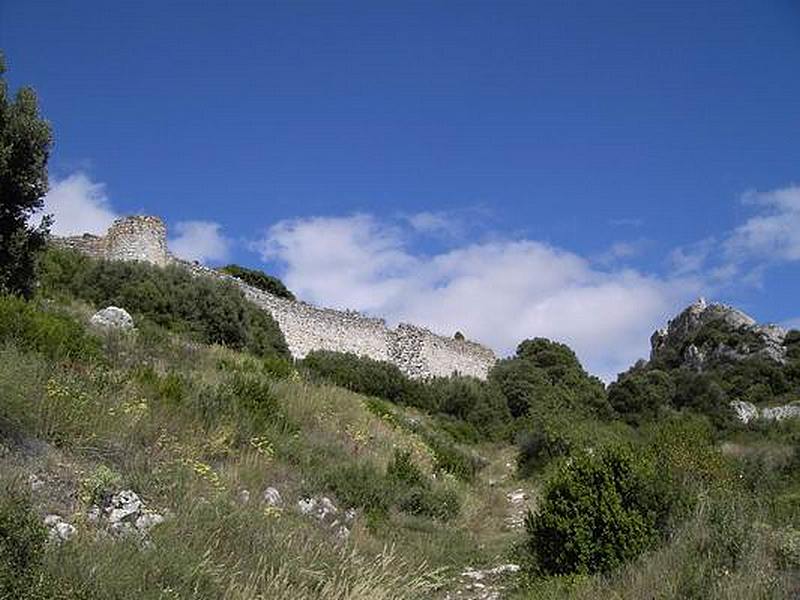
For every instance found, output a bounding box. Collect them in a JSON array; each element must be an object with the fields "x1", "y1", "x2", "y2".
[
  {"x1": 730, "y1": 400, "x2": 800, "y2": 424},
  {"x1": 650, "y1": 298, "x2": 787, "y2": 370}
]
